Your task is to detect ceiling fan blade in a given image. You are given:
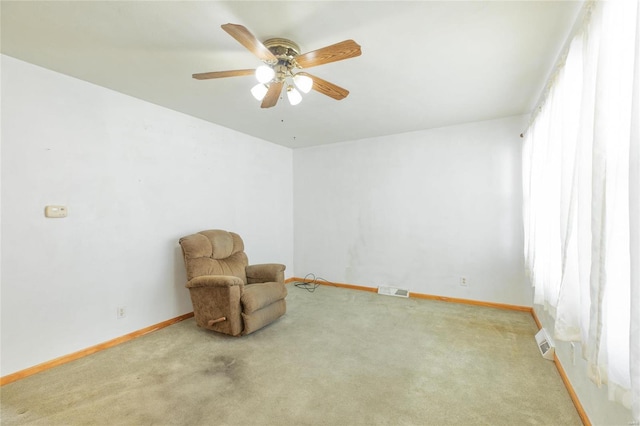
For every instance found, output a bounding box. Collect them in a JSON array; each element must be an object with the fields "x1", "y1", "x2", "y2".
[
  {"x1": 192, "y1": 69, "x2": 255, "y2": 80},
  {"x1": 261, "y1": 81, "x2": 283, "y2": 108},
  {"x1": 221, "y1": 23, "x2": 277, "y2": 63},
  {"x1": 297, "y1": 72, "x2": 349, "y2": 100},
  {"x1": 294, "y1": 40, "x2": 361, "y2": 69}
]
